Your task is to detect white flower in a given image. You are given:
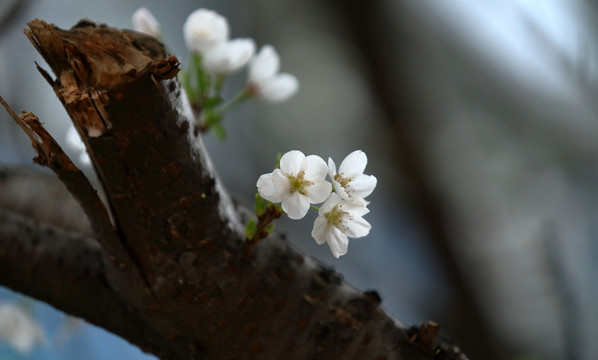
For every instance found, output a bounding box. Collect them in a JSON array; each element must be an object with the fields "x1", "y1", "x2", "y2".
[
  {"x1": 132, "y1": 7, "x2": 161, "y2": 38},
  {"x1": 311, "y1": 193, "x2": 371, "y2": 258},
  {"x1": 257, "y1": 150, "x2": 331, "y2": 219},
  {"x1": 183, "y1": 9, "x2": 229, "y2": 55},
  {"x1": 202, "y1": 38, "x2": 256, "y2": 74},
  {"x1": 0, "y1": 302, "x2": 44, "y2": 353},
  {"x1": 248, "y1": 45, "x2": 298, "y2": 102},
  {"x1": 328, "y1": 150, "x2": 377, "y2": 201},
  {"x1": 65, "y1": 125, "x2": 91, "y2": 165}
]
